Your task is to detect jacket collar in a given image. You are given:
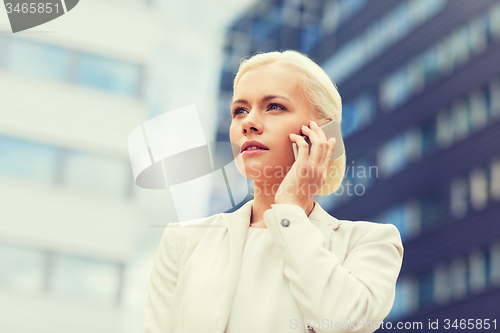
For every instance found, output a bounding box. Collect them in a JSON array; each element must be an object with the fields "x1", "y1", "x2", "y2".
[{"x1": 222, "y1": 199, "x2": 340, "y2": 247}]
